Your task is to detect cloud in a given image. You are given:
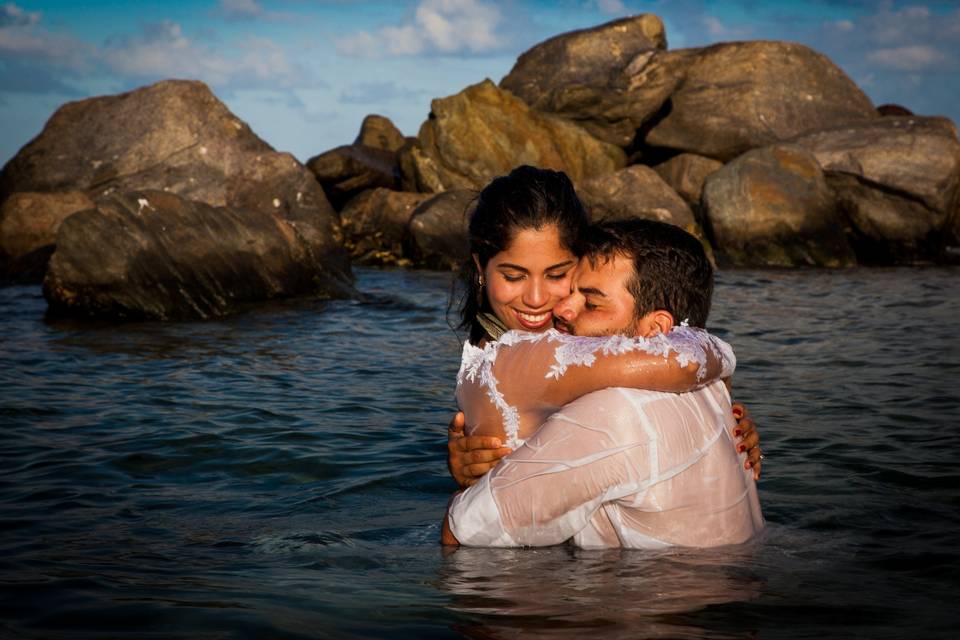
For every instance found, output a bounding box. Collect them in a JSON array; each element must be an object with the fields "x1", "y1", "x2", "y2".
[
  {"x1": 594, "y1": 0, "x2": 626, "y2": 15},
  {"x1": 214, "y1": 0, "x2": 293, "y2": 22},
  {"x1": 0, "y1": 2, "x2": 38, "y2": 27},
  {"x1": 0, "y1": 2, "x2": 90, "y2": 67},
  {"x1": 336, "y1": 0, "x2": 506, "y2": 58},
  {"x1": 815, "y1": 3, "x2": 959, "y2": 74},
  {"x1": 218, "y1": 0, "x2": 264, "y2": 19},
  {"x1": 0, "y1": 3, "x2": 313, "y2": 96},
  {"x1": 340, "y1": 81, "x2": 426, "y2": 104},
  {"x1": 867, "y1": 45, "x2": 947, "y2": 72},
  {"x1": 100, "y1": 21, "x2": 309, "y2": 90},
  {"x1": 702, "y1": 15, "x2": 752, "y2": 40}
]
